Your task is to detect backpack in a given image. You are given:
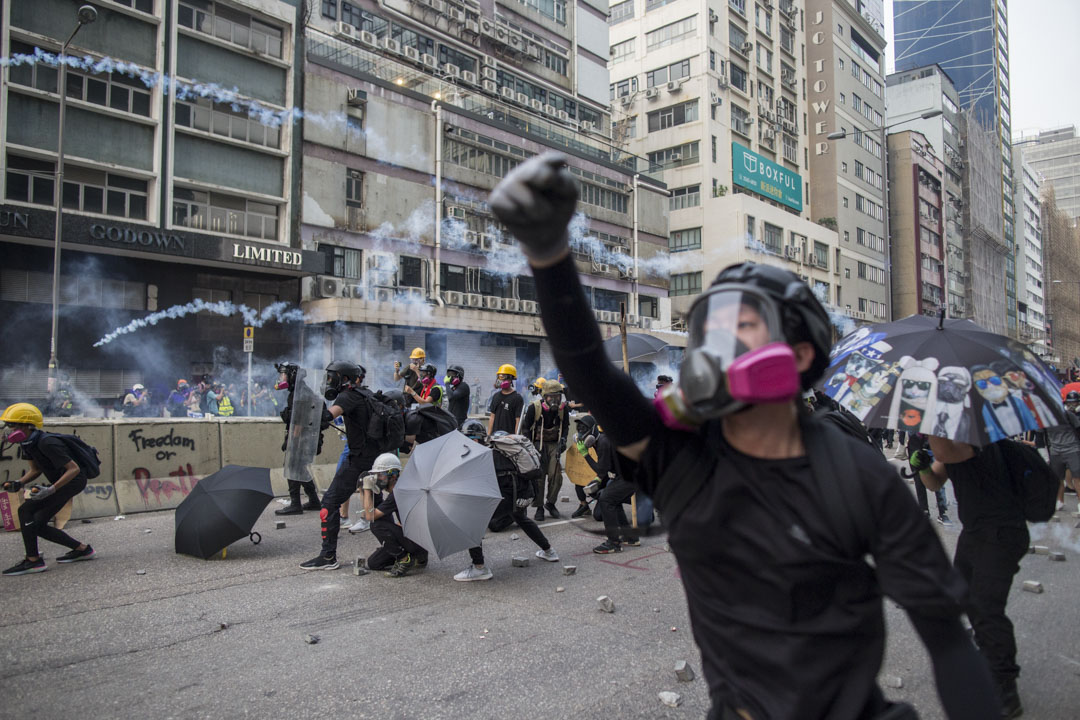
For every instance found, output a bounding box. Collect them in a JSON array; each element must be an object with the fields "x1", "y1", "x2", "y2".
[
  {"x1": 44, "y1": 432, "x2": 102, "y2": 480},
  {"x1": 998, "y1": 440, "x2": 1058, "y2": 523},
  {"x1": 487, "y1": 433, "x2": 543, "y2": 481},
  {"x1": 361, "y1": 389, "x2": 406, "y2": 455},
  {"x1": 409, "y1": 405, "x2": 458, "y2": 444}
]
